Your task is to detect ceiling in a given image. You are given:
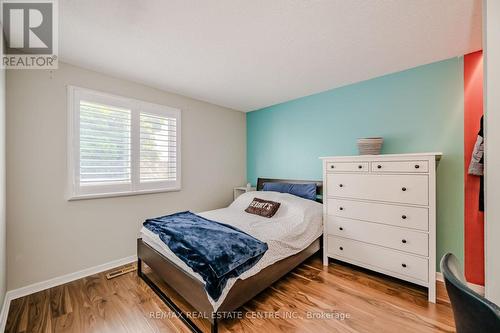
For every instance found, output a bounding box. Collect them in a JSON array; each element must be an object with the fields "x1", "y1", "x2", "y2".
[{"x1": 60, "y1": 0, "x2": 482, "y2": 112}]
